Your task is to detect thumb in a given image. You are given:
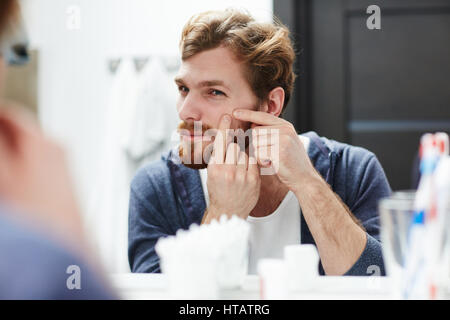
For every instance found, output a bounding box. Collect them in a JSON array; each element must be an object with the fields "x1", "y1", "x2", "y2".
[{"x1": 212, "y1": 113, "x2": 232, "y2": 164}]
